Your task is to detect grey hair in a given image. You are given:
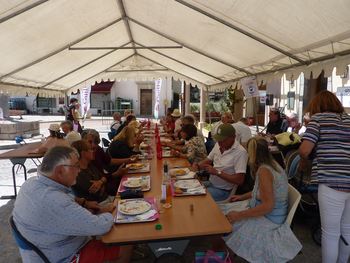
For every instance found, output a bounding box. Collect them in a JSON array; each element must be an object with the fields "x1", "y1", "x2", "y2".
[
  {"x1": 60, "y1": 120, "x2": 73, "y2": 130},
  {"x1": 81, "y1": 129, "x2": 101, "y2": 144},
  {"x1": 39, "y1": 146, "x2": 79, "y2": 175}
]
